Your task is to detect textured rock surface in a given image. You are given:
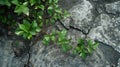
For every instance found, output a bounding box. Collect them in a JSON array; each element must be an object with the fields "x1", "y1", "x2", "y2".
[
  {"x1": 0, "y1": 0, "x2": 120, "y2": 67},
  {"x1": 60, "y1": 0, "x2": 120, "y2": 66},
  {"x1": 0, "y1": 37, "x2": 120, "y2": 67}
]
